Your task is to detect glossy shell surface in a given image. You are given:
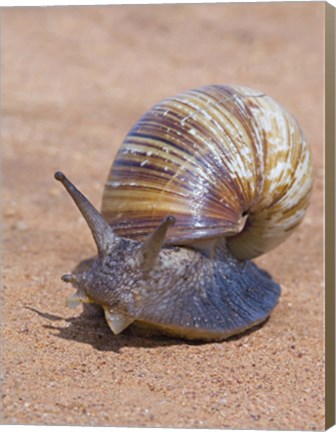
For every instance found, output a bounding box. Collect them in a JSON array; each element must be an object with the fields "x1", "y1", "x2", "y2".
[{"x1": 102, "y1": 85, "x2": 313, "y2": 260}]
